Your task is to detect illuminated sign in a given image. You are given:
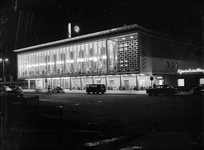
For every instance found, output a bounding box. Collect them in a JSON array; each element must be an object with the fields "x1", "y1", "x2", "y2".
[{"x1": 177, "y1": 68, "x2": 204, "y2": 74}]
